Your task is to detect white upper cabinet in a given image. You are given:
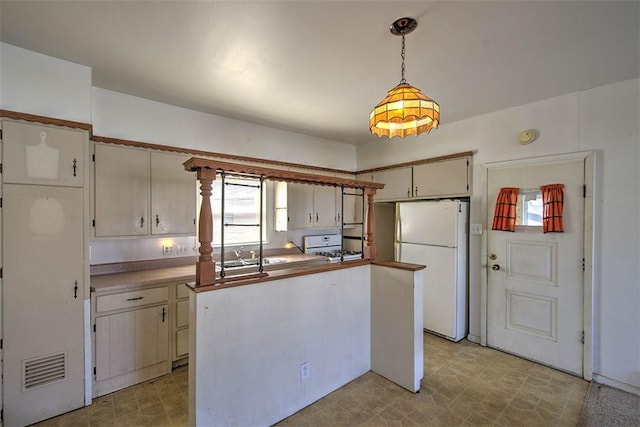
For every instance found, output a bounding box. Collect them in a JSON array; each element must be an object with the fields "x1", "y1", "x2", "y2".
[
  {"x1": 362, "y1": 156, "x2": 471, "y2": 202},
  {"x1": 314, "y1": 185, "x2": 336, "y2": 228},
  {"x1": 286, "y1": 183, "x2": 315, "y2": 229},
  {"x1": 276, "y1": 182, "x2": 341, "y2": 230},
  {"x1": 94, "y1": 144, "x2": 150, "y2": 237},
  {"x1": 412, "y1": 157, "x2": 469, "y2": 198},
  {"x1": 371, "y1": 167, "x2": 413, "y2": 200},
  {"x1": 150, "y1": 151, "x2": 196, "y2": 235},
  {"x1": 3, "y1": 120, "x2": 85, "y2": 187},
  {"x1": 94, "y1": 144, "x2": 196, "y2": 238}
]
